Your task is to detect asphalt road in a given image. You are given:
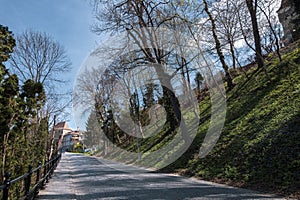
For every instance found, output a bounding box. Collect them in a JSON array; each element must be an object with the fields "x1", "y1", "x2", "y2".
[{"x1": 37, "y1": 153, "x2": 287, "y2": 200}]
